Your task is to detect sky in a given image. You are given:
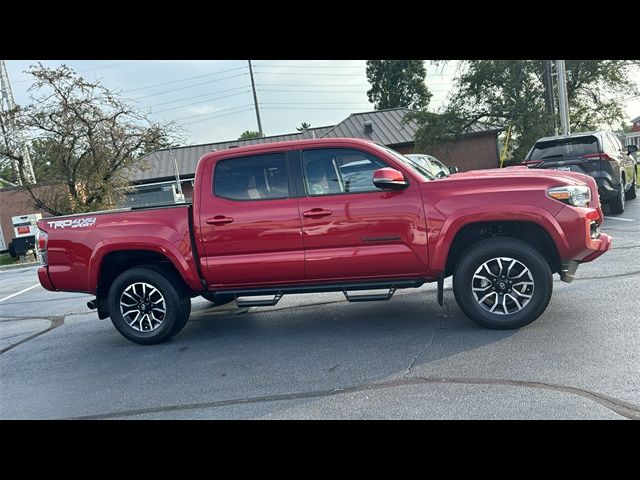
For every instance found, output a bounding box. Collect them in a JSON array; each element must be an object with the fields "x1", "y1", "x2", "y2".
[{"x1": 4, "y1": 60, "x2": 640, "y2": 146}]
